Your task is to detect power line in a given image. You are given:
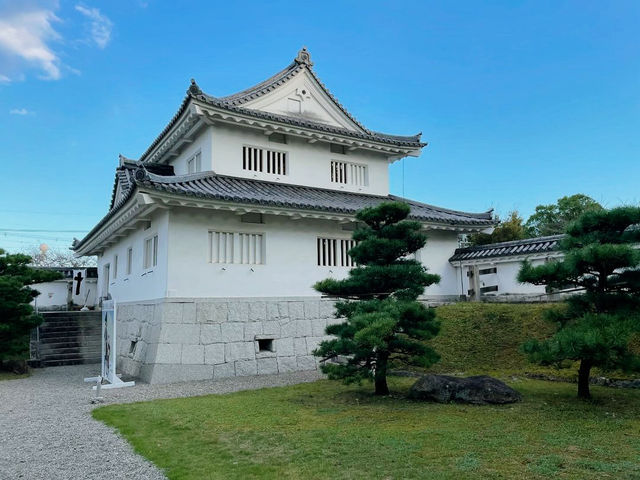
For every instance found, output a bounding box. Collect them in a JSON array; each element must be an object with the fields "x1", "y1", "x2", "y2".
[{"x1": 0, "y1": 228, "x2": 88, "y2": 233}]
